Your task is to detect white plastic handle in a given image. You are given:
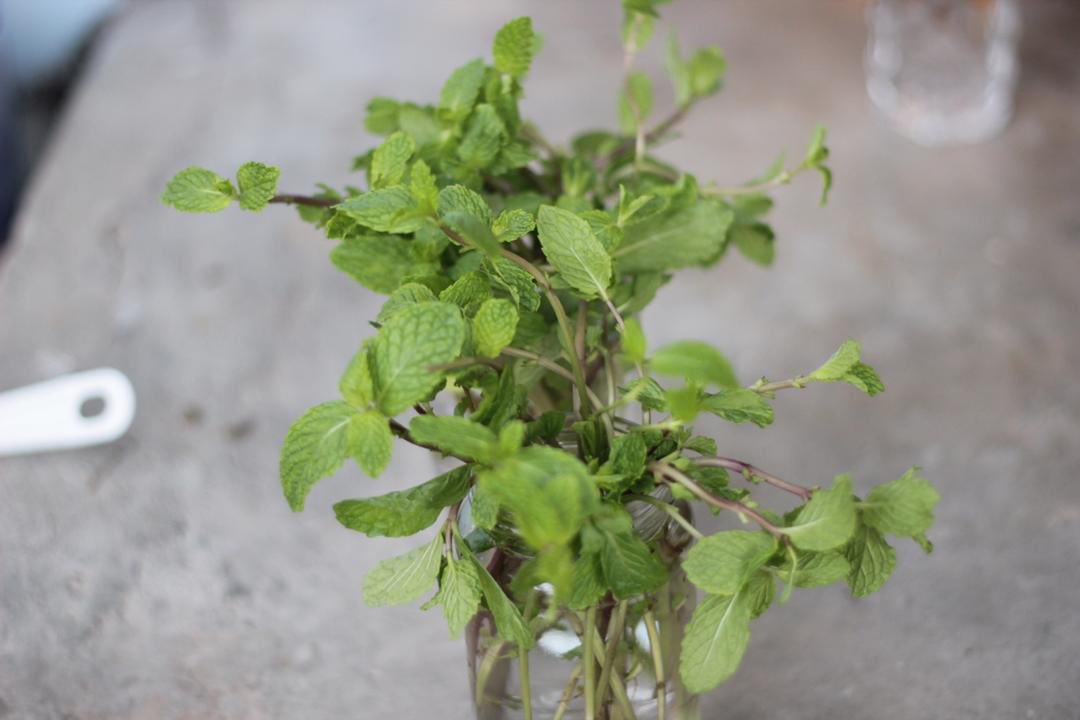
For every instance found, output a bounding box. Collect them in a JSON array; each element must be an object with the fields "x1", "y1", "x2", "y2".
[{"x1": 0, "y1": 367, "x2": 136, "y2": 457}]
